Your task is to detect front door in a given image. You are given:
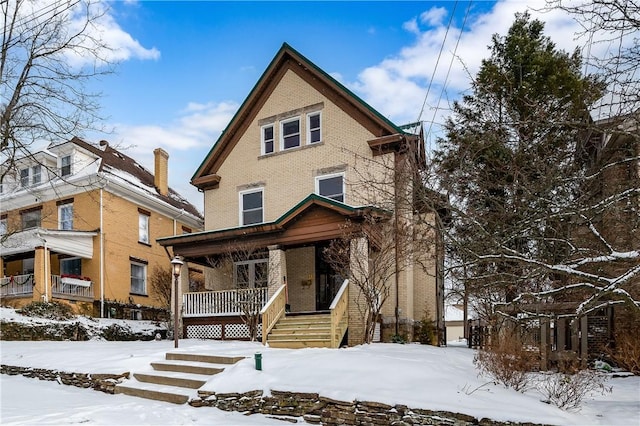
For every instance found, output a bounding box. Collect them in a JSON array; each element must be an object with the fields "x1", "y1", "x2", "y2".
[{"x1": 315, "y1": 244, "x2": 342, "y2": 311}]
